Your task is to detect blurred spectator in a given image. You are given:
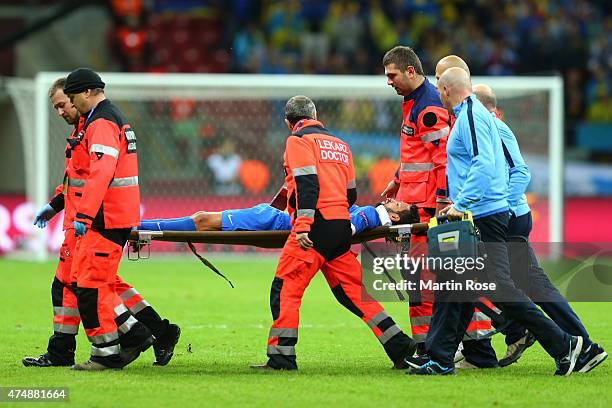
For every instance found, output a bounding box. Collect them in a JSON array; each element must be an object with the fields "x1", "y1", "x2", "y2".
[
  {"x1": 337, "y1": 100, "x2": 376, "y2": 132},
  {"x1": 239, "y1": 160, "x2": 270, "y2": 194},
  {"x1": 324, "y1": 0, "x2": 364, "y2": 66},
  {"x1": 587, "y1": 89, "x2": 612, "y2": 122},
  {"x1": 111, "y1": 0, "x2": 143, "y2": 19},
  {"x1": 109, "y1": 0, "x2": 149, "y2": 72},
  {"x1": 169, "y1": 98, "x2": 200, "y2": 168},
  {"x1": 368, "y1": 0, "x2": 398, "y2": 55},
  {"x1": 232, "y1": 22, "x2": 266, "y2": 73},
  {"x1": 367, "y1": 156, "x2": 399, "y2": 196},
  {"x1": 207, "y1": 140, "x2": 243, "y2": 195}
]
